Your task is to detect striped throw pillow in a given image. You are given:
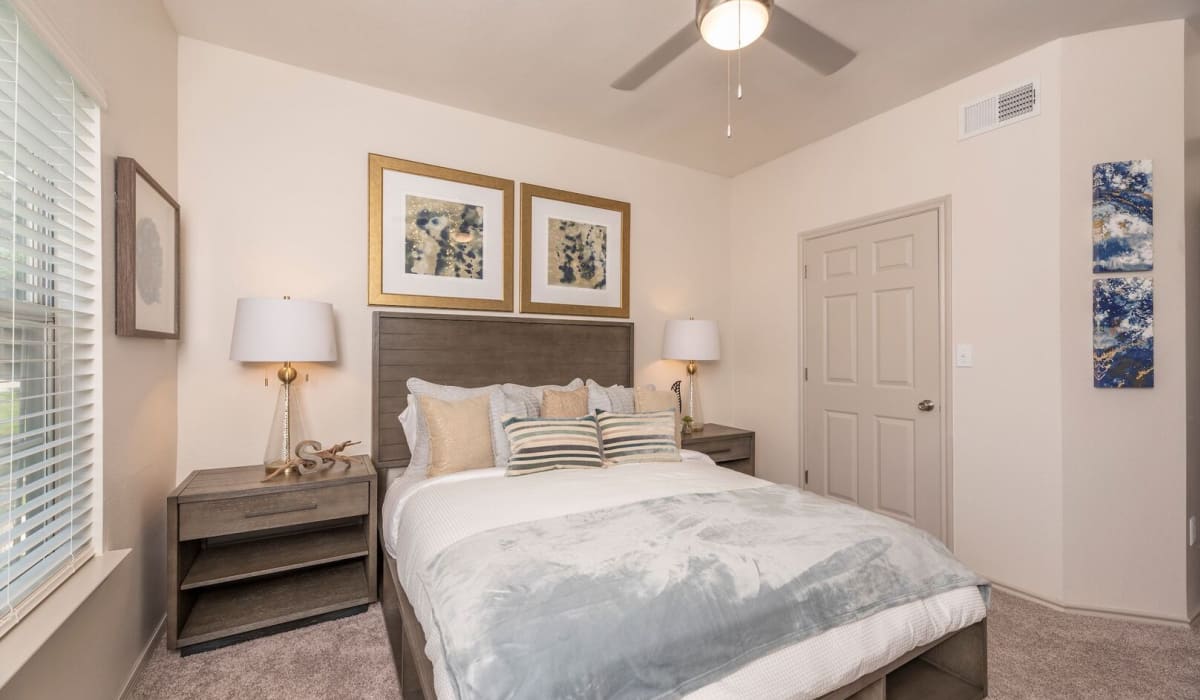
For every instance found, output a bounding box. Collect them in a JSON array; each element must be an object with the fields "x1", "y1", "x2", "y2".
[
  {"x1": 502, "y1": 415, "x2": 604, "y2": 476},
  {"x1": 596, "y1": 410, "x2": 682, "y2": 465}
]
